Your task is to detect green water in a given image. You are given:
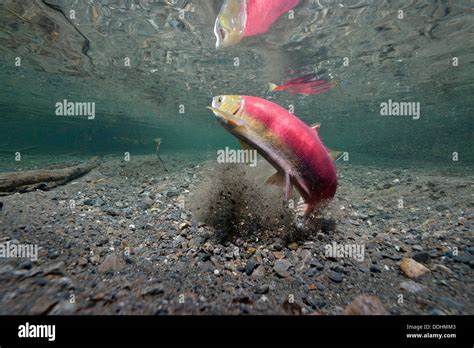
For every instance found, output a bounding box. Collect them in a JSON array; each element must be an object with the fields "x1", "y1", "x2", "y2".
[{"x1": 0, "y1": 0, "x2": 473, "y2": 170}]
